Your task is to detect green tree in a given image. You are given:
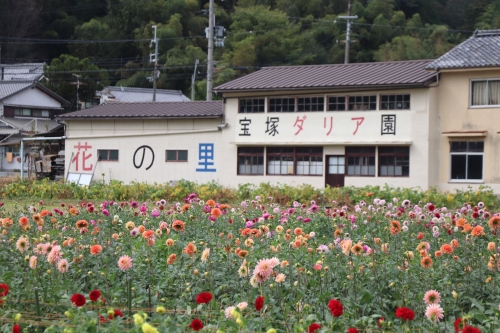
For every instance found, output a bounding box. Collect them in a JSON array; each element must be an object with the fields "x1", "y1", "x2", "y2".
[
  {"x1": 476, "y1": 0, "x2": 500, "y2": 30},
  {"x1": 42, "y1": 55, "x2": 109, "y2": 110}
]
